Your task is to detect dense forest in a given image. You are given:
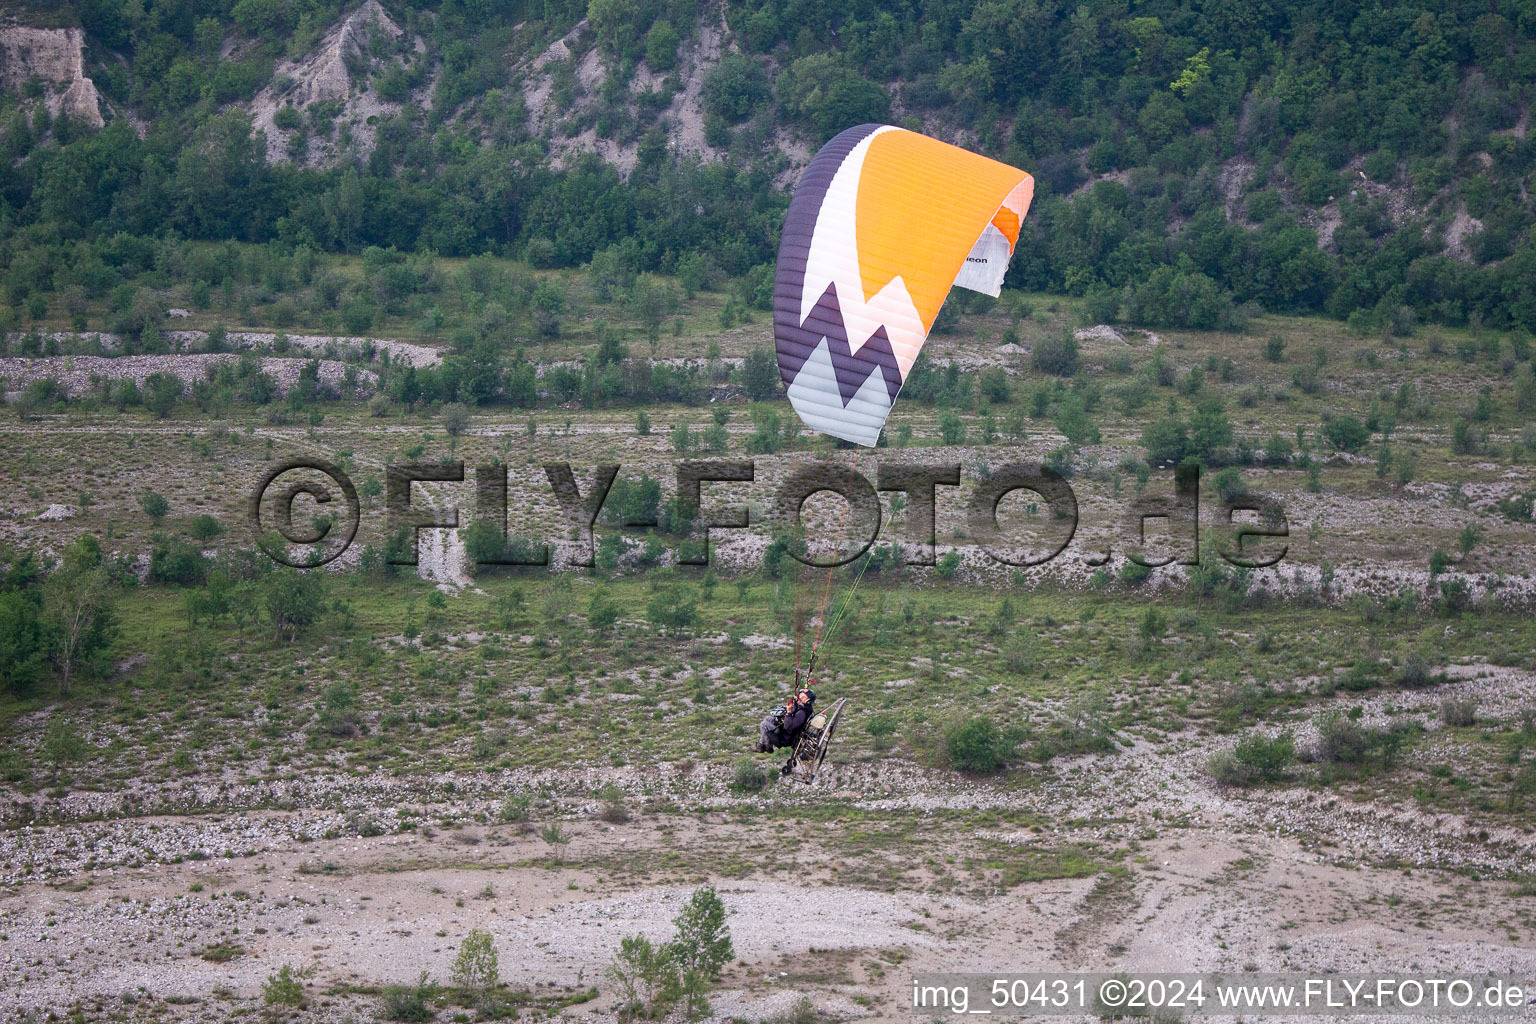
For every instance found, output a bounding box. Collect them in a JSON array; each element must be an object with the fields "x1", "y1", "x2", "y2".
[{"x1": 2, "y1": 0, "x2": 1535, "y2": 347}]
